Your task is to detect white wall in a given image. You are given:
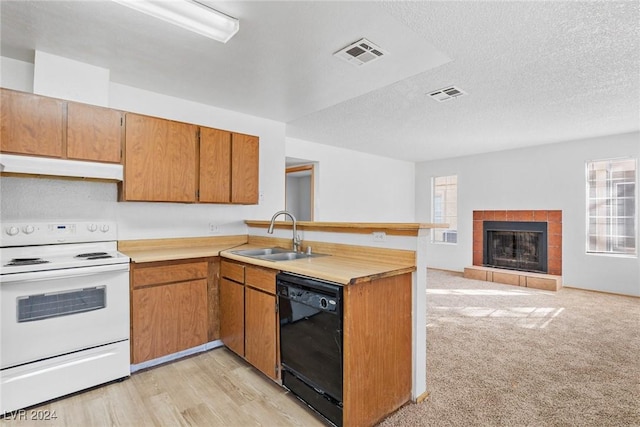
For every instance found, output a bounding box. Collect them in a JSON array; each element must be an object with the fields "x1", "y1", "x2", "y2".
[
  {"x1": 416, "y1": 132, "x2": 640, "y2": 296},
  {"x1": 0, "y1": 56, "x2": 33, "y2": 93},
  {"x1": 34, "y1": 51, "x2": 110, "y2": 106},
  {"x1": 286, "y1": 137, "x2": 416, "y2": 222}
]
